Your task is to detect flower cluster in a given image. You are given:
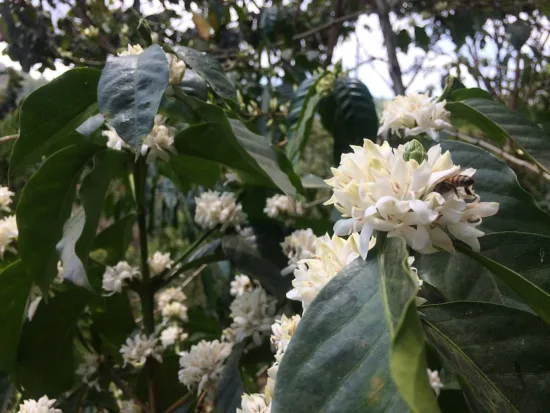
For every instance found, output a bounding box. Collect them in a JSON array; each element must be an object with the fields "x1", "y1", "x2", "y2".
[
  {"x1": 287, "y1": 233, "x2": 373, "y2": 310},
  {"x1": 378, "y1": 92, "x2": 451, "y2": 139},
  {"x1": 118, "y1": 44, "x2": 185, "y2": 85},
  {"x1": 0, "y1": 186, "x2": 14, "y2": 212},
  {"x1": 148, "y1": 251, "x2": 174, "y2": 276},
  {"x1": 76, "y1": 353, "x2": 102, "y2": 390},
  {"x1": 325, "y1": 141, "x2": 499, "y2": 258},
  {"x1": 229, "y1": 287, "x2": 277, "y2": 346},
  {"x1": 16, "y1": 396, "x2": 61, "y2": 413},
  {"x1": 102, "y1": 261, "x2": 140, "y2": 294},
  {"x1": 178, "y1": 339, "x2": 233, "y2": 395},
  {"x1": 237, "y1": 393, "x2": 271, "y2": 413},
  {"x1": 271, "y1": 314, "x2": 301, "y2": 357},
  {"x1": 156, "y1": 286, "x2": 189, "y2": 347},
  {"x1": 427, "y1": 368, "x2": 444, "y2": 396},
  {"x1": 194, "y1": 190, "x2": 247, "y2": 230},
  {"x1": 264, "y1": 194, "x2": 303, "y2": 219},
  {"x1": 120, "y1": 333, "x2": 163, "y2": 367},
  {"x1": 156, "y1": 286, "x2": 187, "y2": 308},
  {"x1": 0, "y1": 215, "x2": 18, "y2": 259},
  {"x1": 161, "y1": 301, "x2": 189, "y2": 323},
  {"x1": 230, "y1": 274, "x2": 254, "y2": 297},
  {"x1": 280, "y1": 229, "x2": 317, "y2": 266},
  {"x1": 160, "y1": 325, "x2": 188, "y2": 348}
]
